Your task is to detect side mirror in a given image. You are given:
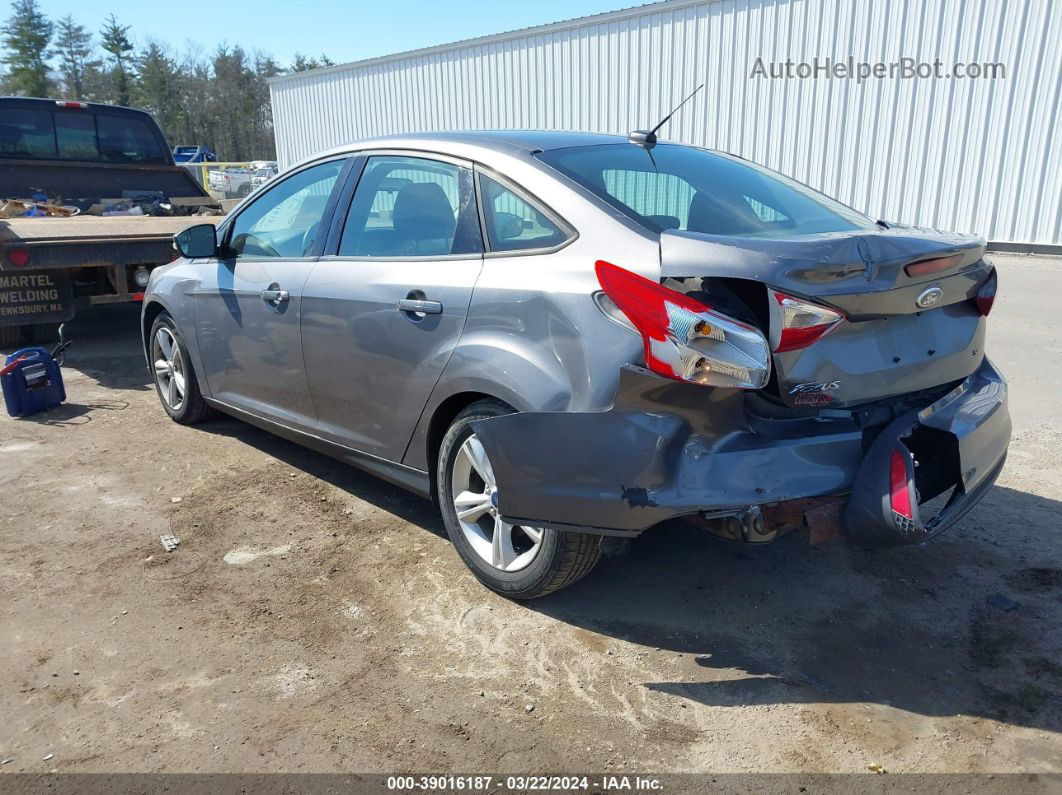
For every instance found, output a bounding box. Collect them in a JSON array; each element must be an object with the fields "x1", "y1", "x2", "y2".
[{"x1": 174, "y1": 223, "x2": 218, "y2": 259}]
